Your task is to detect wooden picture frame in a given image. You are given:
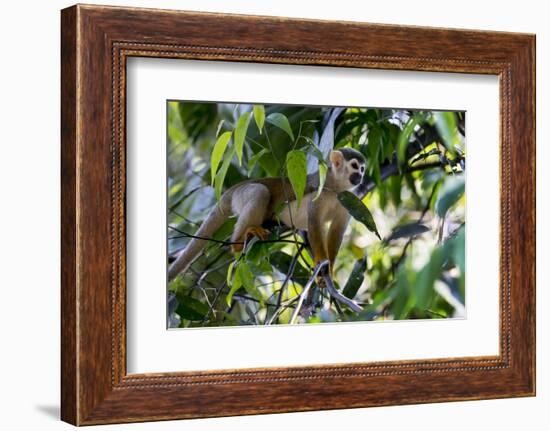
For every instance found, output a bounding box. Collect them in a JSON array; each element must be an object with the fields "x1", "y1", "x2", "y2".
[{"x1": 61, "y1": 4, "x2": 536, "y2": 425}]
